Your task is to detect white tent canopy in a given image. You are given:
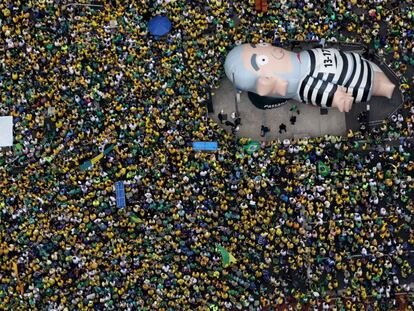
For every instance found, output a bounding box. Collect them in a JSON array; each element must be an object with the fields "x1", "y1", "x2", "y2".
[{"x1": 0, "y1": 116, "x2": 13, "y2": 147}]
